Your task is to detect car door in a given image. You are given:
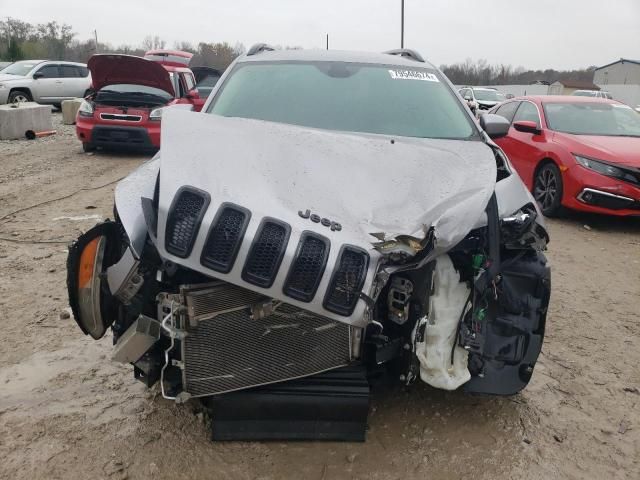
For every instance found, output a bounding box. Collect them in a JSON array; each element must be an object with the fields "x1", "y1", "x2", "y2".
[
  {"x1": 58, "y1": 65, "x2": 88, "y2": 99},
  {"x1": 505, "y1": 101, "x2": 546, "y2": 188},
  {"x1": 33, "y1": 64, "x2": 63, "y2": 102}
]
